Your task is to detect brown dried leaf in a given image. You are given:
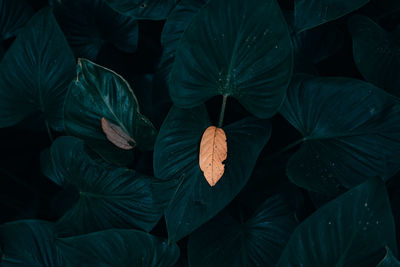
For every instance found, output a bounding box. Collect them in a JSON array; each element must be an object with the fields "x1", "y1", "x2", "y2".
[
  {"x1": 101, "y1": 117, "x2": 136, "y2": 150},
  {"x1": 199, "y1": 126, "x2": 227, "y2": 187}
]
